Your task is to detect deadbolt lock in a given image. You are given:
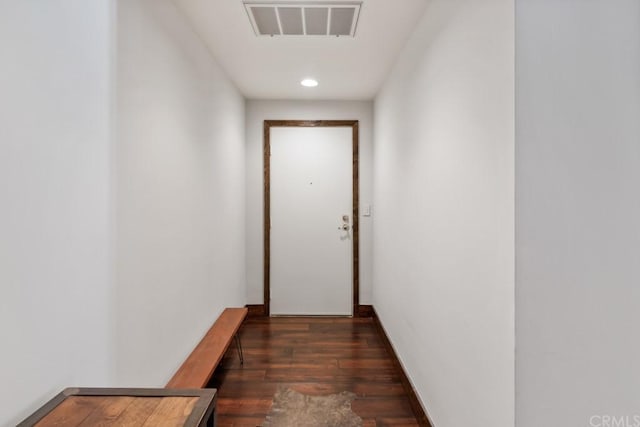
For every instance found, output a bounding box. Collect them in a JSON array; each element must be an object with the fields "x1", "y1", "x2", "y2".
[{"x1": 338, "y1": 214, "x2": 350, "y2": 231}]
